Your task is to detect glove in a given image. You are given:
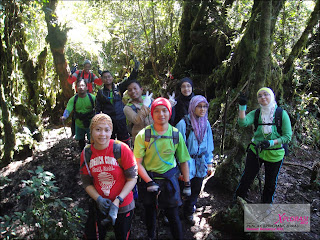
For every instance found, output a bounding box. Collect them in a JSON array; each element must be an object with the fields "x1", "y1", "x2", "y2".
[
  {"x1": 167, "y1": 92, "x2": 177, "y2": 107},
  {"x1": 256, "y1": 140, "x2": 273, "y2": 150},
  {"x1": 96, "y1": 196, "x2": 112, "y2": 216},
  {"x1": 101, "y1": 202, "x2": 119, "y2": 226},
  {"x1": 70, "y1": 64, "x2": 77, "y2": 75},
  {"x1": 183, "y1": 181, "x2": 191, "y2": 196},
  {"x1": 238, "y1": 93, "x2": 248, "y2": 106},
  {"x1": 146, "y1": 181, "x2": 160, "y2": 192},
  {"x1": 143, "y1": 91, "x2": 153, "y2": 107},
  {"x1": 134, "y1": 58, "x2": 140, "y2": 71}
]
